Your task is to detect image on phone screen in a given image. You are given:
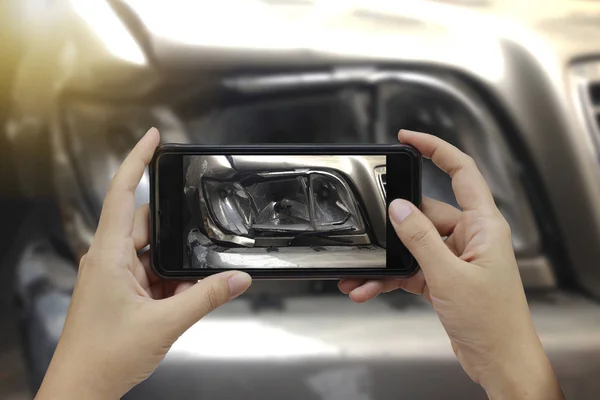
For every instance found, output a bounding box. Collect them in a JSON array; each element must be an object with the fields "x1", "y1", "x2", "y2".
[{"x1": 158, "y1": 151, "x2": 418, "y2": 275}]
